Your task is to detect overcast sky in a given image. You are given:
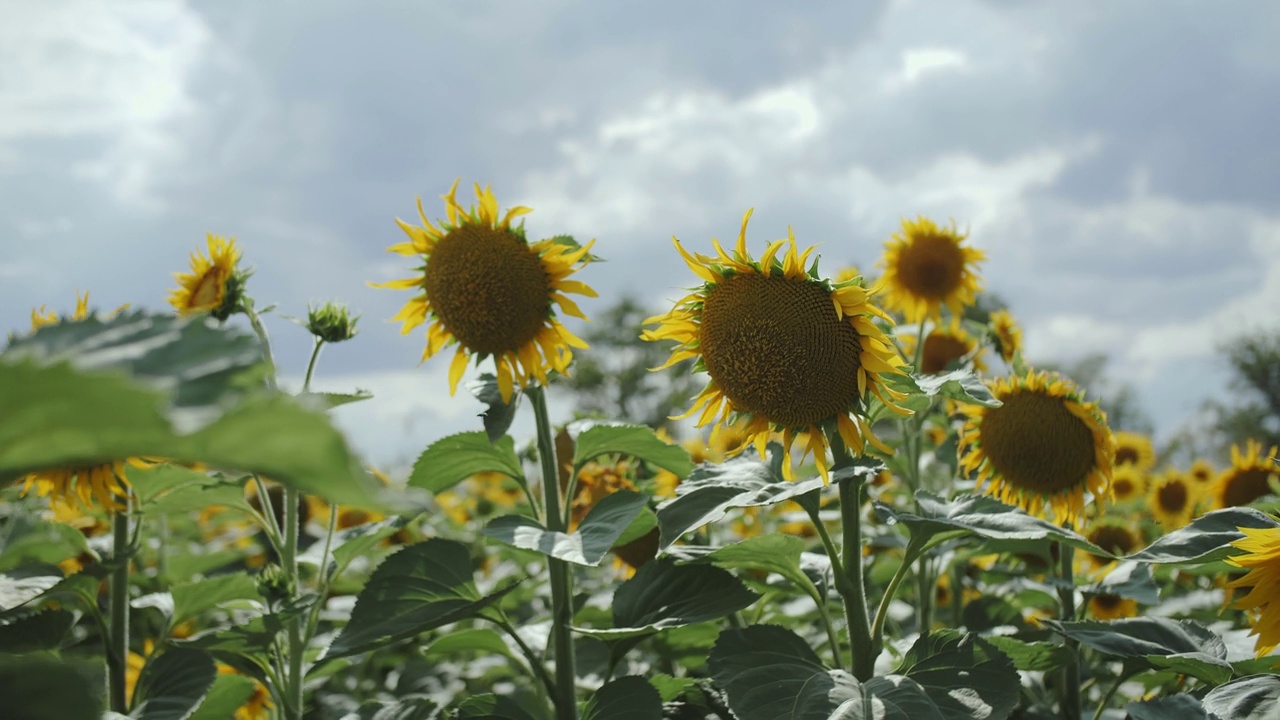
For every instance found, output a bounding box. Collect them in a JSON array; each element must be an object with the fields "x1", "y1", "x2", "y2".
[{"x1": 4, "y1": 0, "x2": 1278, "y2": 470}]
